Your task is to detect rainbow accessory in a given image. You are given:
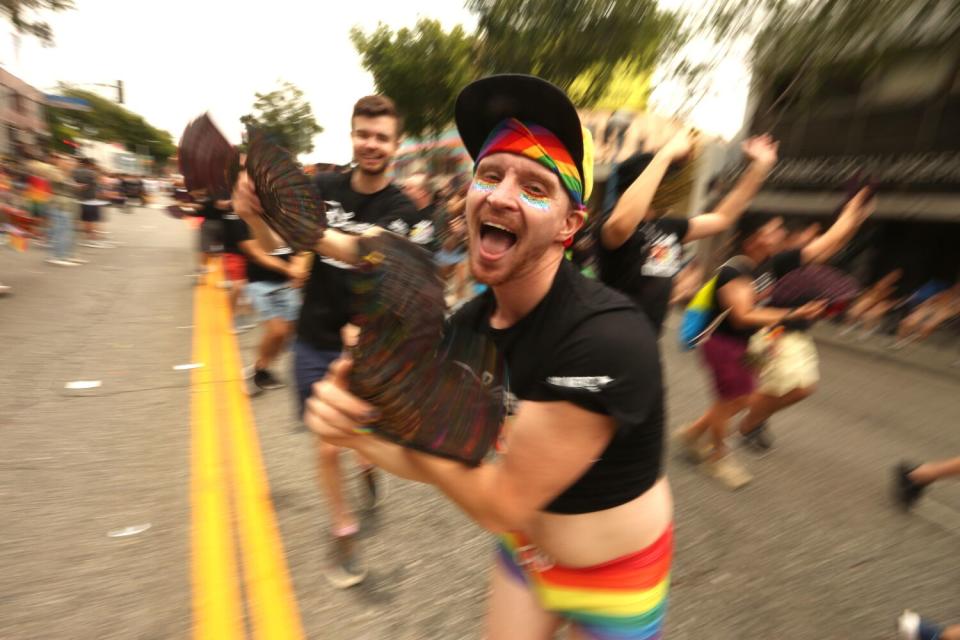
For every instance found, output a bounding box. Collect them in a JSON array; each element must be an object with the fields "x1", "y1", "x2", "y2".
[
  {"x1": 497, "y1": 525, "x2": 672, "y2": 639},
  {"x1": 477, "y1": 118, "x2": 585, "y2": 209}
]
